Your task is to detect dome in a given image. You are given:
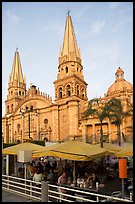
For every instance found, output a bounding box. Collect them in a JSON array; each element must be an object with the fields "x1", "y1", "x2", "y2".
[{"x1": 107, "y1": 67, "x2": 133, "y2": 95}]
